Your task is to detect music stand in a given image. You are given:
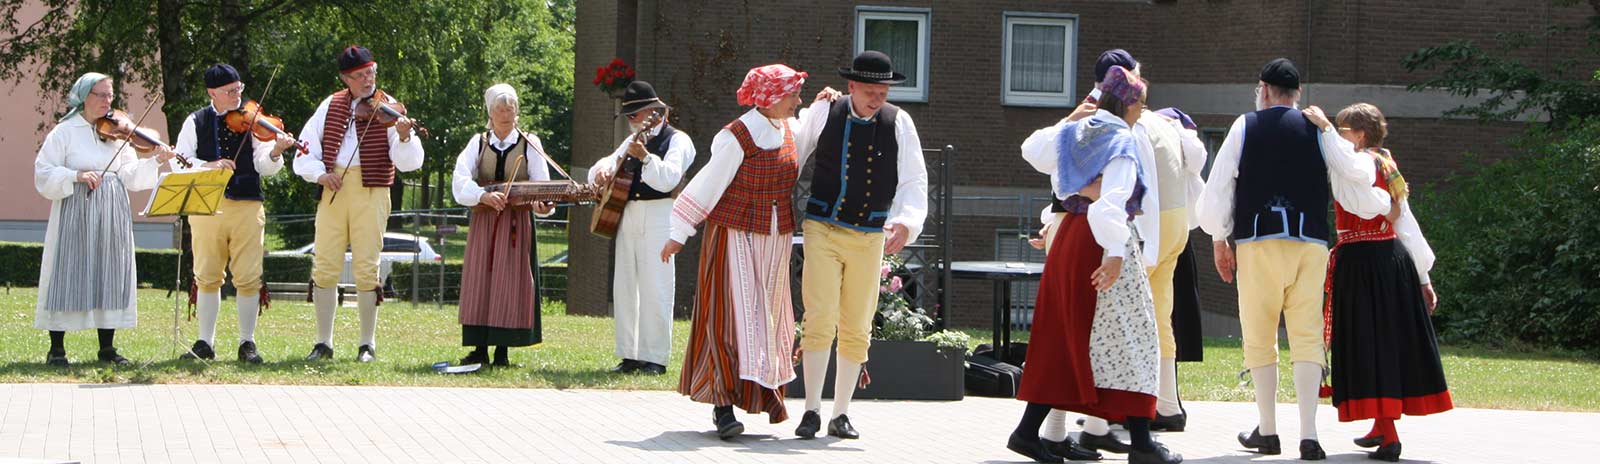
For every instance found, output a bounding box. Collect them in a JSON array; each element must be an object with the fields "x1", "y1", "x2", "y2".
[{"x1": 141, "y1": 168, "x2": 233, "y2": 363}]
